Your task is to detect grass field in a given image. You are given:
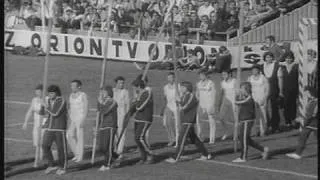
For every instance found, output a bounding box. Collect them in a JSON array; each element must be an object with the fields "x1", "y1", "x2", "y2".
[{"x1": 4, "y1": 51, "x2": 318, "y2": 180}]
